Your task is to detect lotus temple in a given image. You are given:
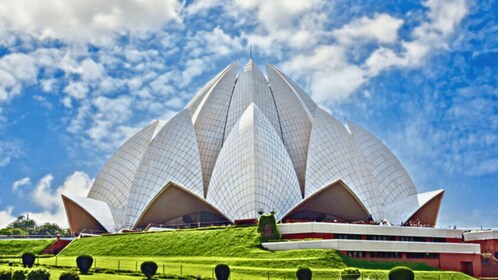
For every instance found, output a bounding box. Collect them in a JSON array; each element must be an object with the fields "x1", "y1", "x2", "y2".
[{"x1": 62, "y1": 60, "x2": 498, "y2": 278}]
